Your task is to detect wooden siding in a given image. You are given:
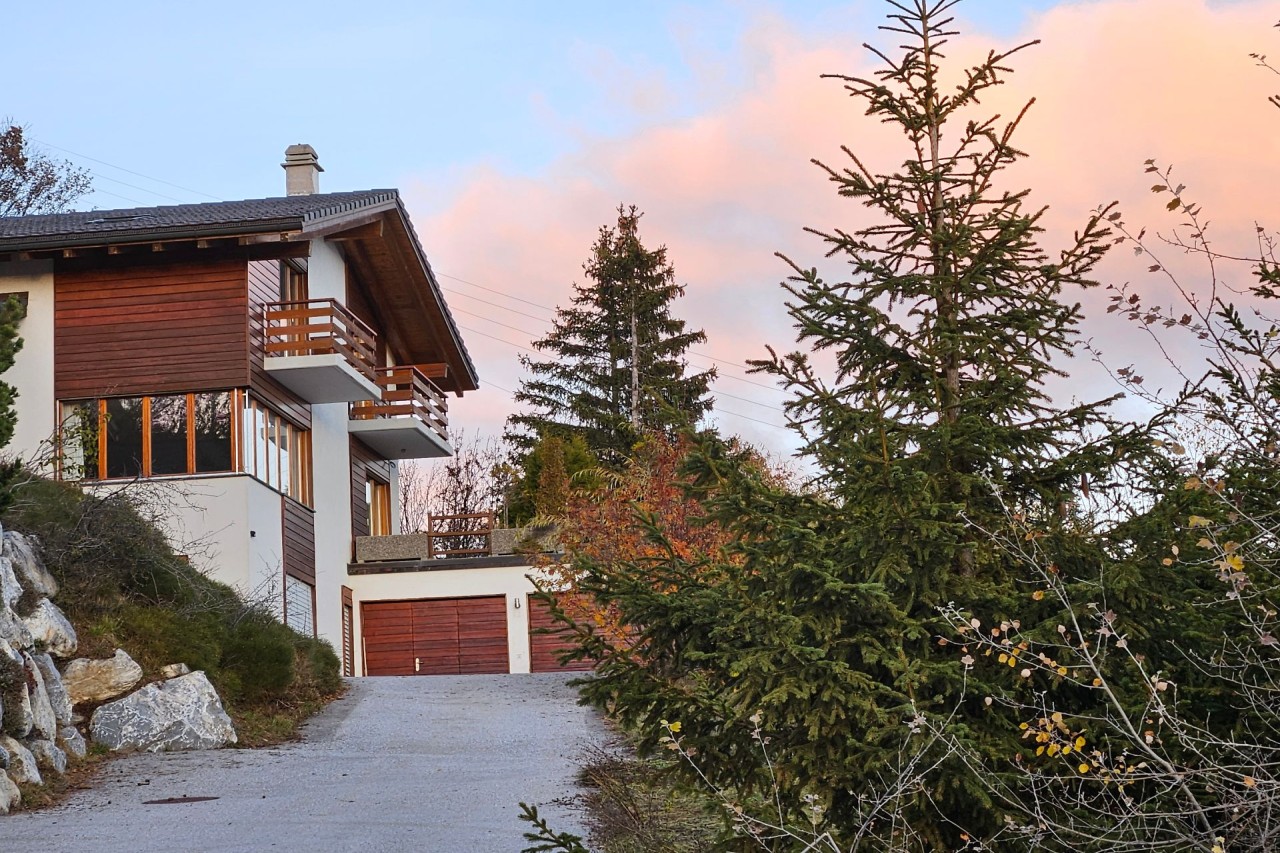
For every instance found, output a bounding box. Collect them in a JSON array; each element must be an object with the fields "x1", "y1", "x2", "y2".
[
  {"x1": 282, "y1": 496, "x2": 316, "y2": 584},
  {"x1": 247, "y1": 259, "x2": 311, "y2": 429},
  {"x1": 362, "y1": 596, "x2": 508, "y2": 676},
  {"x1": 528, "y1": 595, "x2": 595, "y2": 673},
  {"x1": 55, "y1": 261, "x2": 249, "y2": 399},
  {"x1": 350, "y1": 437, "x2": 393, "y2": 542}
]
